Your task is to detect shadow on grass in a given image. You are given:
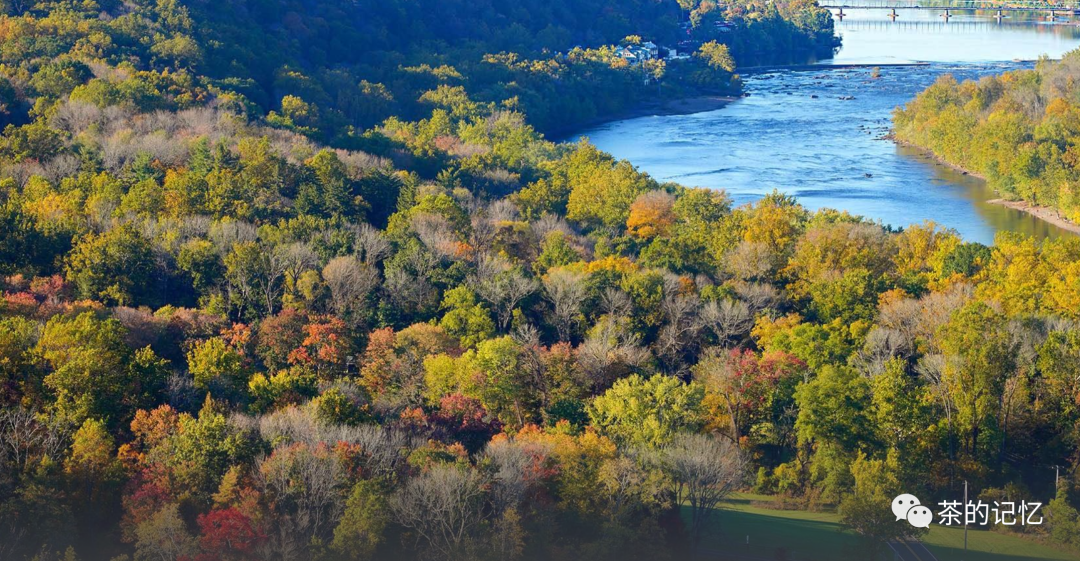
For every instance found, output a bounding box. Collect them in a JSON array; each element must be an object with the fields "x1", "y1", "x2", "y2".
[
  {"x1": 923, "y1": 527, "x2": 1079, "y2": 561},
  {"x1": 701, "y1": 507, "x2": 874, "y2": 561},
  {"x1": 696, "y1": 504, "x2": 1076, "y2": 561}
]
